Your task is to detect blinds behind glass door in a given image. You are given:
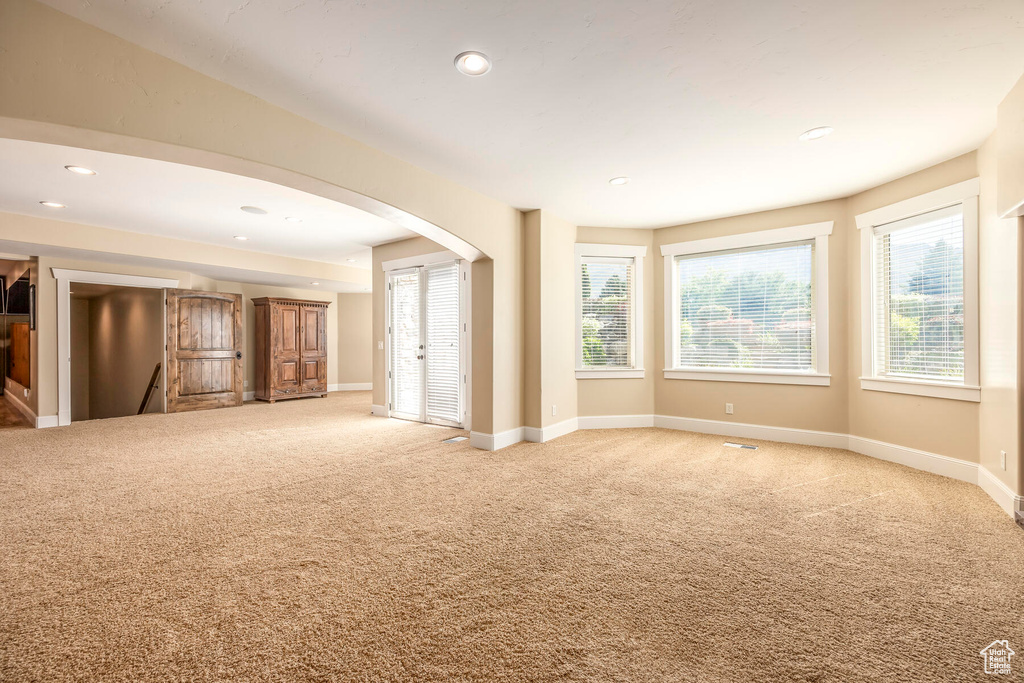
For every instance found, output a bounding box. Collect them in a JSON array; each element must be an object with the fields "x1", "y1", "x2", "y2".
[
  {"x1": 873, "y1": 204, "x2": 964, "y2": 382},
  {"x1": 425, "y1": 263, "x2": 461, "y2": 424},
  {"x1": 390, "y1": 271, "x2": 422, "y2": 417},
  {"x1": 580, "y1": 257, "x2": 633, "y2": 367},
  {"x1": 676, "y1": 242, "x2": 815, "y2": 371}
]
